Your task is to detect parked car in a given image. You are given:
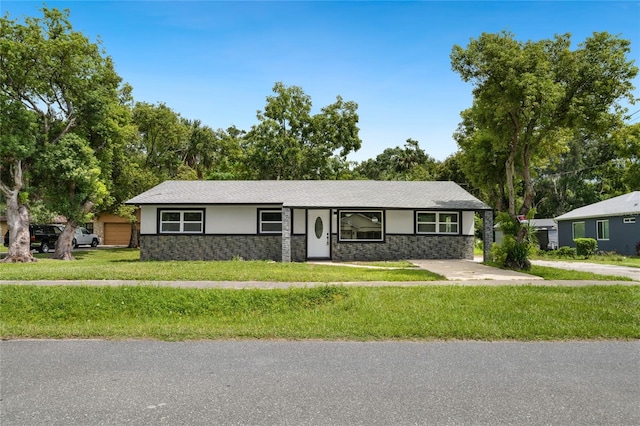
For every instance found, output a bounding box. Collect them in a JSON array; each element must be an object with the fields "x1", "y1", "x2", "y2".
[
  {"x1": 3, "y1": 224, "x2": 64, "y2": 253},
  {"x1": 72, "y1": 227, "x2": 100, "y2": 248}
]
